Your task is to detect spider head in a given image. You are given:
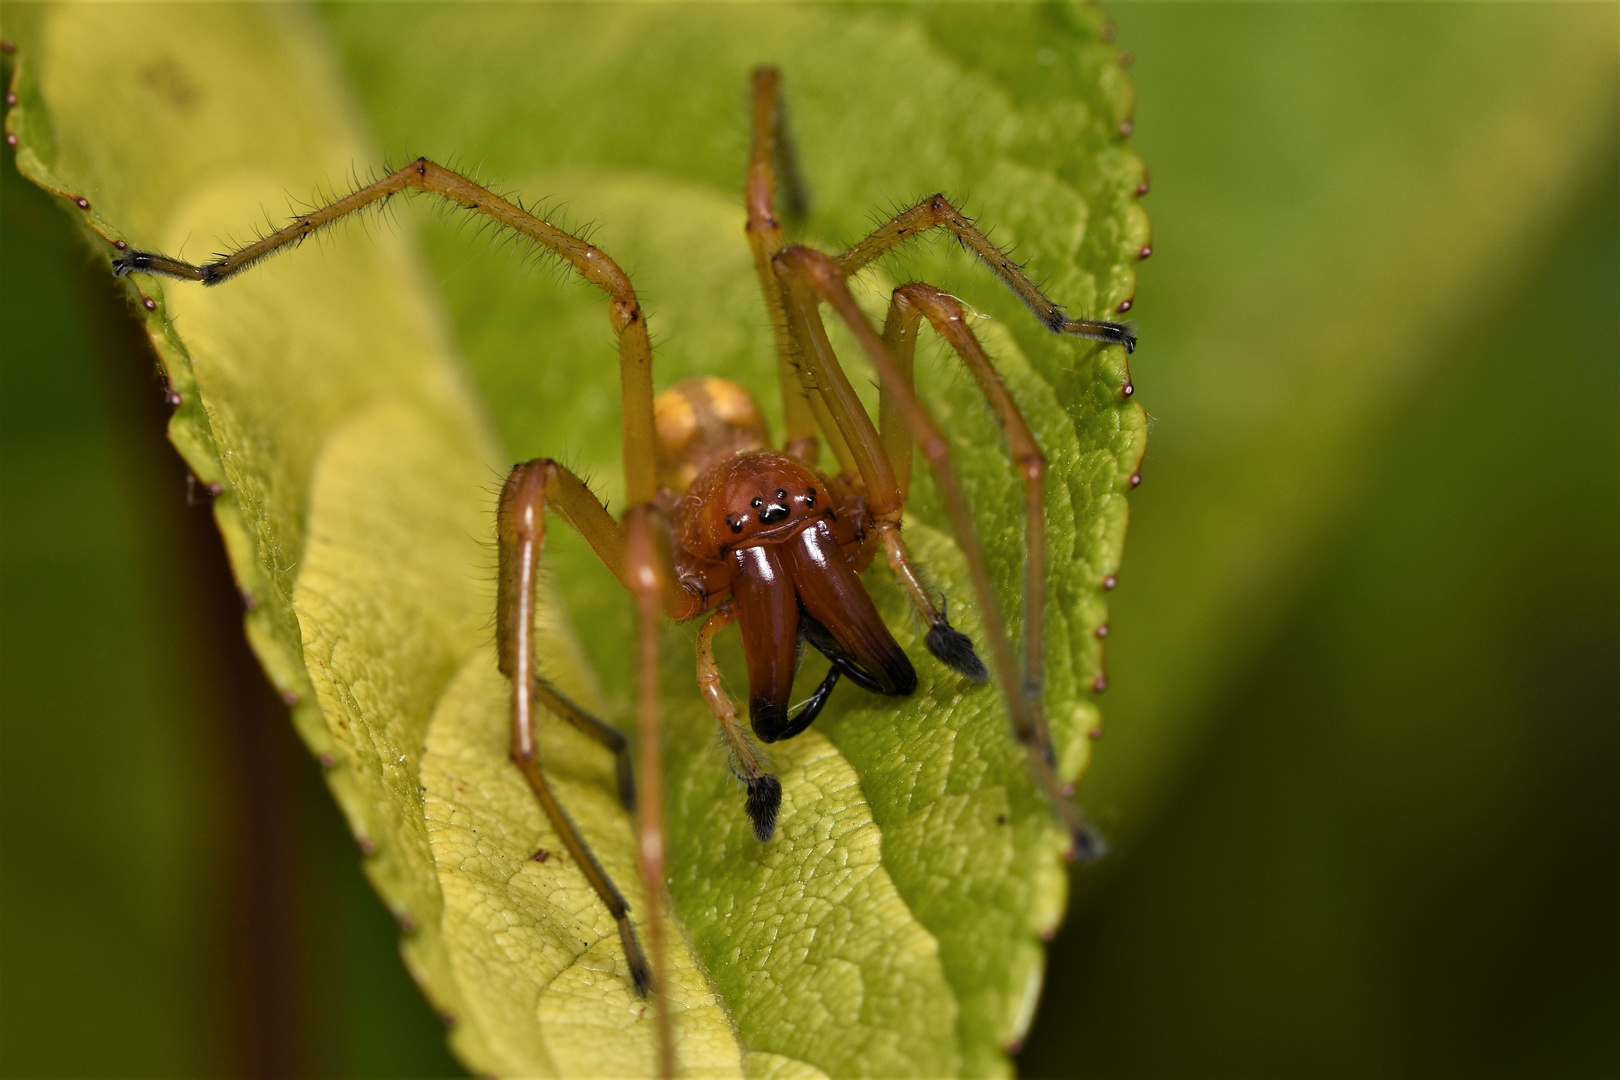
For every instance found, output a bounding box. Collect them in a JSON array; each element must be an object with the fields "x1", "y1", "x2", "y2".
[
  {"x1": 654, "y1": 377, "x2": 769, "y2": 492},
  {"x1": 678, "y1": 452, "x2": 826, "y2": 559}
]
